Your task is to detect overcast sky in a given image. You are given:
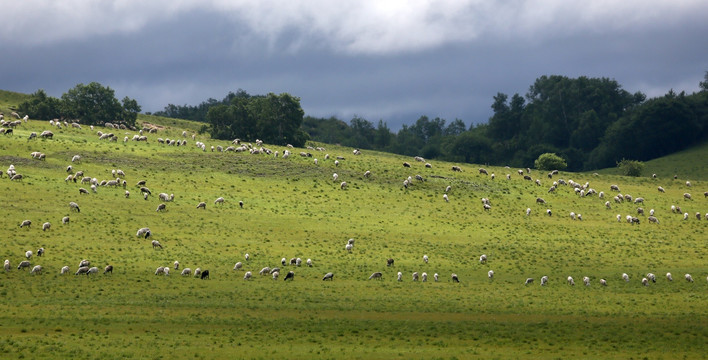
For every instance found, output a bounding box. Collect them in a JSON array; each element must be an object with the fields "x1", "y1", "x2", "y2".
[{"x1": 2, "y1": 0, "x2": 707, "y2": 130}]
